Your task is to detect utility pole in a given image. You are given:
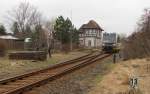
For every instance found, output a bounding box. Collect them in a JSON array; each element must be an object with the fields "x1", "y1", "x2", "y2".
[{"x1": 70, "y1": 10, "x2": 73, "y2": 51}]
